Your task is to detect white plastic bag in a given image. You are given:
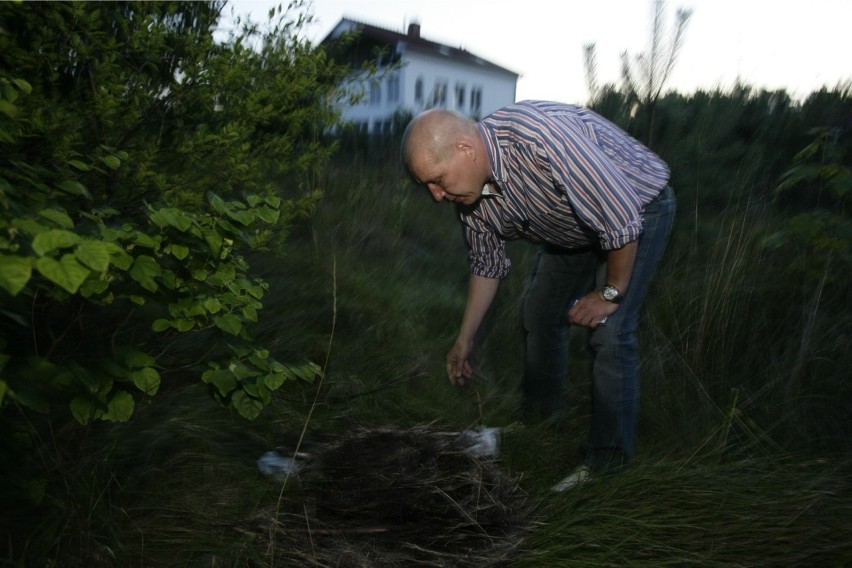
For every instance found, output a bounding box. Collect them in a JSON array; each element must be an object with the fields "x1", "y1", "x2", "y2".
[
  {"x1": 257, "y1": 451, "x2": 303, "y2": 480},
  {"x1": 457, "y1": 427, "x2": 501, "y2": 459}
]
